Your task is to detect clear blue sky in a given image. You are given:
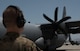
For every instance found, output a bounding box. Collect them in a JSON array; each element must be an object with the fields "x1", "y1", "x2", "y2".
[
  {"x1": 0, "y1": 0, "x2": 80, "y2": 41},
  {"x1": 0, "y1": 0, "x2": 80, "y2": 24}
]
